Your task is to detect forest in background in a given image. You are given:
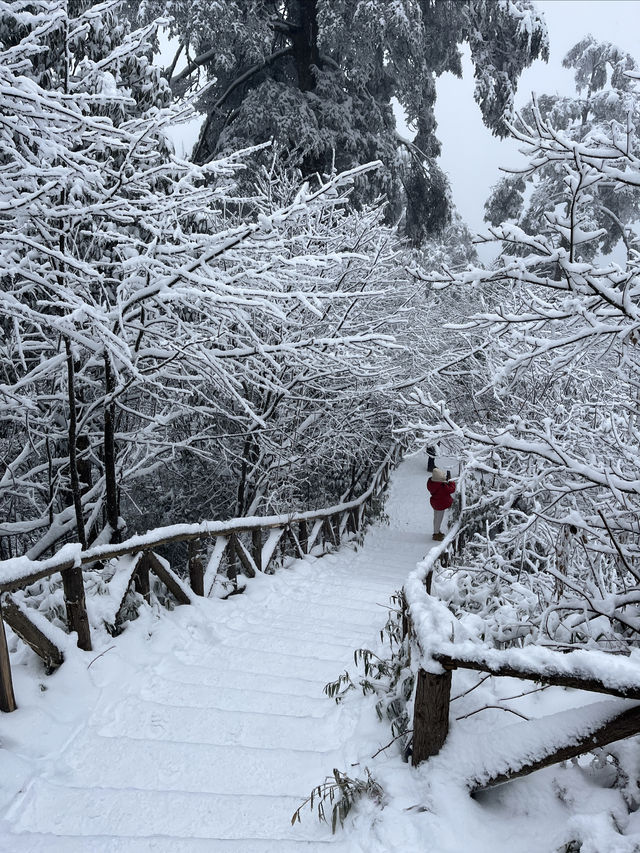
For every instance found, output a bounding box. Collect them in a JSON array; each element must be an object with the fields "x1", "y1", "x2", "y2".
[
  {"x1": 1, "y1": 0, "x2": 639, "y2": 663},
  {"x1": 0, "y1": 0, "x2": 546, "y2": 562}
]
